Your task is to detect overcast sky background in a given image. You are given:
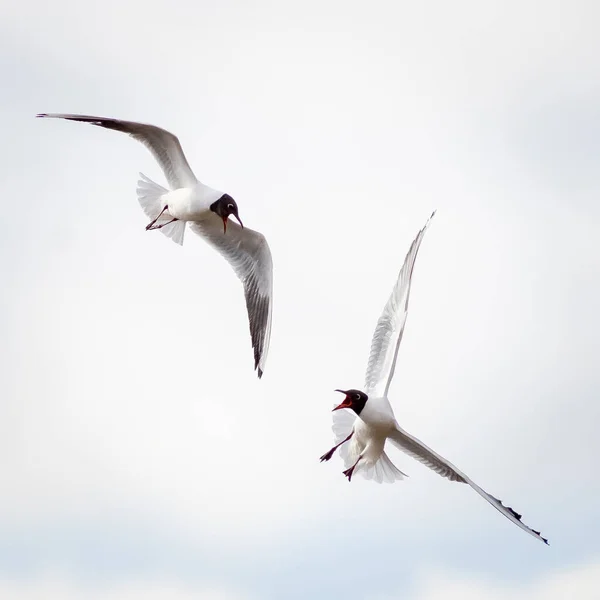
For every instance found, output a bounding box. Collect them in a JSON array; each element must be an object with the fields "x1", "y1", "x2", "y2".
[{"x1": 1, "y1": 0, "x2": 599, "y2": 598}]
